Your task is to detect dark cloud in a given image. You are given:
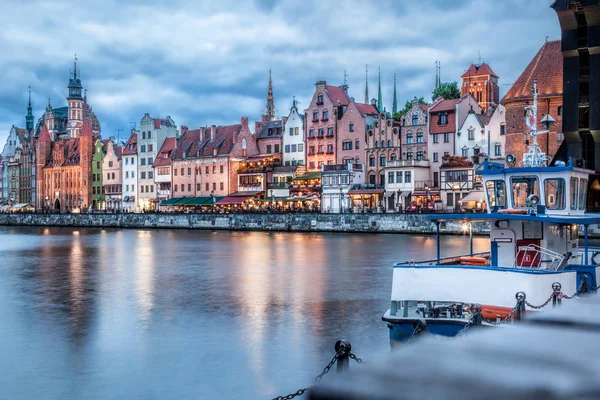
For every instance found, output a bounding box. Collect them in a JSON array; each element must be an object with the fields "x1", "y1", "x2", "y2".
[{"x1": 0, "y1": 0, "x2": 559, "y2": 143}]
